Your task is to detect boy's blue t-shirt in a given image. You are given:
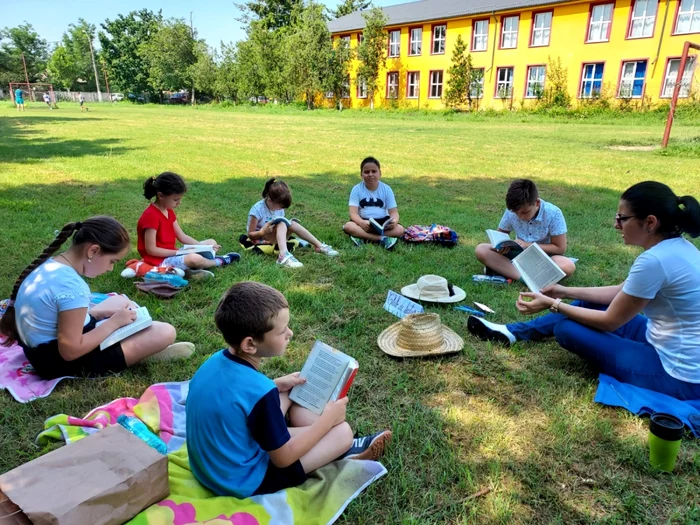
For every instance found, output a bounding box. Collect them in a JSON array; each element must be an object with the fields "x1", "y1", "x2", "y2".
[{"x1": 186, "y1": 350, "x2": 291, "y2": 498}]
